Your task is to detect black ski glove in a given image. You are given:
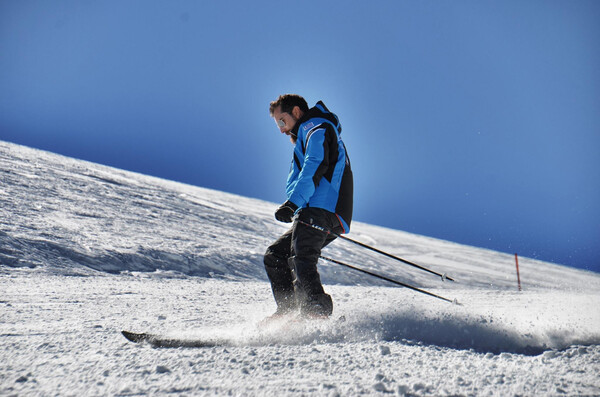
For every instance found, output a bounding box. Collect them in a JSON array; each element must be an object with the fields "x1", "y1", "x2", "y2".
[{"x1": 275, "y1": 200, "x2": 298, "y2": 223}]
